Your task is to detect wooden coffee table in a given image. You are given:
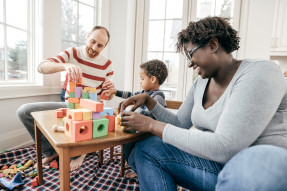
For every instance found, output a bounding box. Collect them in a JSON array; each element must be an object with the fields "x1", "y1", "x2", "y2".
[{"x1": 31, "y1": 110, "x2": 150, "y2": 191}]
